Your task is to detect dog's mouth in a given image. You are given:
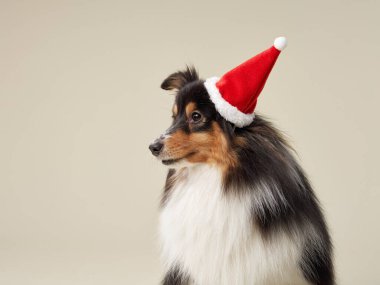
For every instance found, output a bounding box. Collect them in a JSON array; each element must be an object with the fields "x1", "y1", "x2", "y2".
[
  {"x1": 161, "y1": 152, "x2": 197, "y2": 165},
  {"x1": 162, "y1": 158, "x2": 182, "y2": 165}
]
